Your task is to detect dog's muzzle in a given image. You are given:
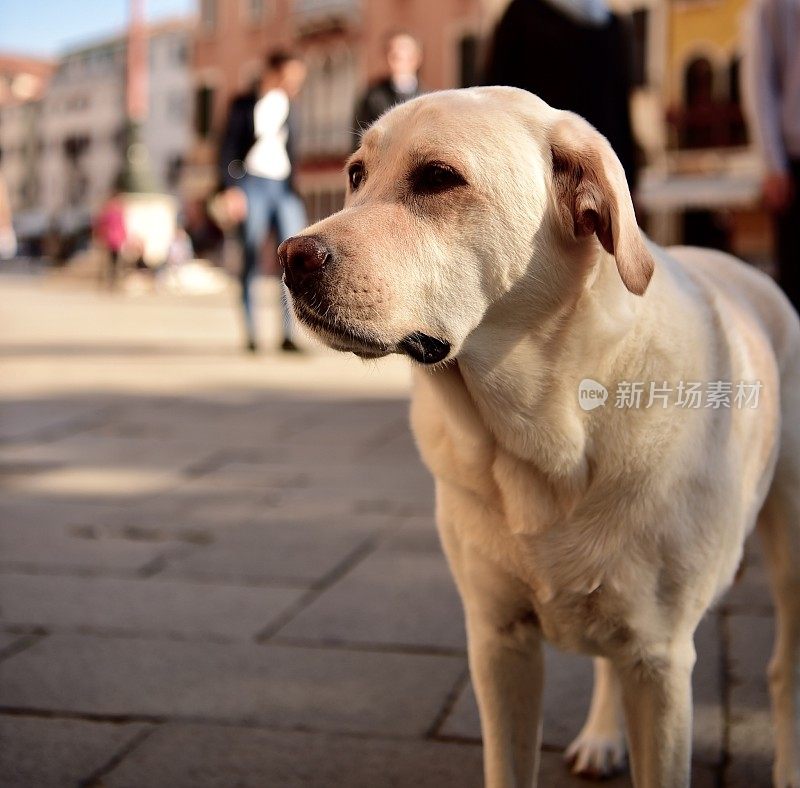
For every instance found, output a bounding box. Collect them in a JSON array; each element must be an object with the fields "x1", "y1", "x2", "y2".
[{"x1": 279, "y1": 236, "x2": 451, "y2": 365}]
